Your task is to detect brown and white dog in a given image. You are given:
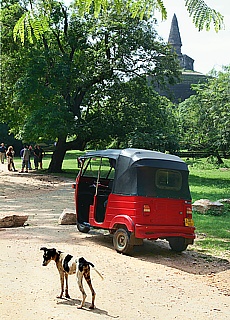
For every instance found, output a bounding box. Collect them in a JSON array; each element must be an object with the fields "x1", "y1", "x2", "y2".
[{"x1": 40, "y1": 247, "x2": 103, "y2": 309}]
